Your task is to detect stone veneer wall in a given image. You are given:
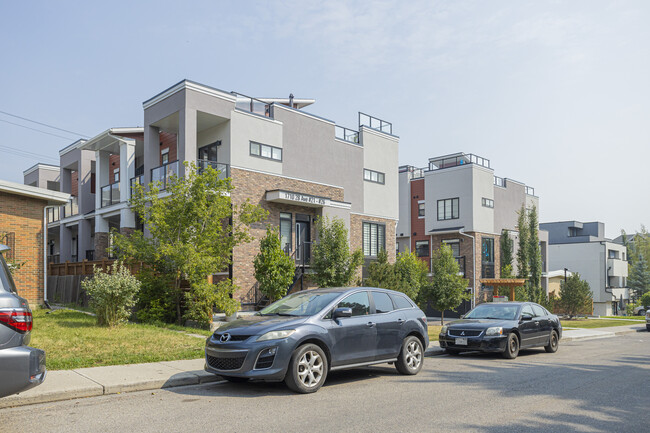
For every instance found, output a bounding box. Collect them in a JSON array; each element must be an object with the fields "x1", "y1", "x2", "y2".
[
  {"x1": 94, "y1": 232, "x2": 109, "y2": 260},
  {"x1": 229, "y1": 167, "x2": 345, "y2": 306}
]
